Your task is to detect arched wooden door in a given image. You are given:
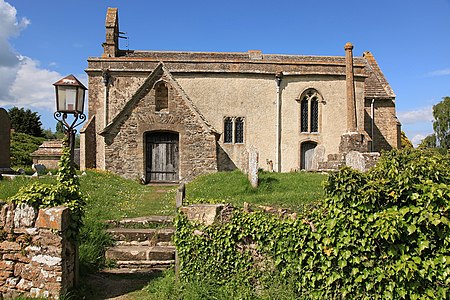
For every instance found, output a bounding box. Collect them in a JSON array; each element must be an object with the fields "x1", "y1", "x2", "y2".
[
  {"x1": 145, "y1": 132, "x2": 179, "y2": 182},
  {"x1": 300, "y1": 141, "x2": 317, "y2": 170}
]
